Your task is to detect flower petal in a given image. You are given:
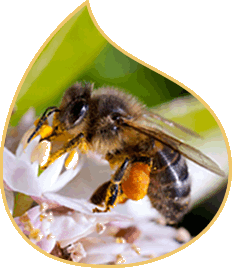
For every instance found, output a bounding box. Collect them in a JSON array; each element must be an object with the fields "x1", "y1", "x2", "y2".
[
  {"x1": 56, "y1": 156, "x2": 113, "y2": 200},
  {"x1": 5, "y1": 158, "x2": 42, "y2": 196},
  {"x1": 50, "y1": 213, "x2": 94, "y2": 242},
  {"x1": 80, "y1": 254, "x2": 116, "y2": 264},
  {"x1": 3, "y1": 147, "x2": 16, "y2": 181},
  {"x1": 43, "y1": 192, "x2": 133, "y2": 222},
  {"x1": 38, "y1": 154, "x2": 67, "y2": 192},
  {"x1": 48, "y1": 162, "x2": 83, "y2": 193},
  {"x1": 19, "y1": 135, "x2": 41, "y2": 162},
  {"x1": 37, "y1": 235, "x2": 56, "y2": 253}
]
